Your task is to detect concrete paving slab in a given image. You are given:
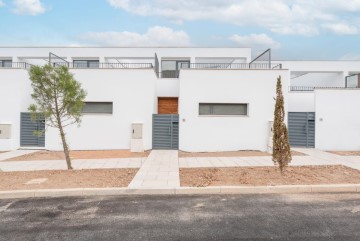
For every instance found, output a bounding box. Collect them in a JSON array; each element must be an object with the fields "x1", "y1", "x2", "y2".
[
  {"x1": 0, "y1": 150, "x2": 39, "y2": 162},
  {"x1": 128, "y1": 150, "x2": 180, "y2": 189}
]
